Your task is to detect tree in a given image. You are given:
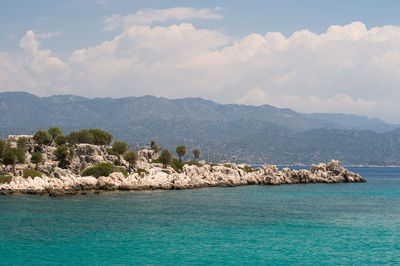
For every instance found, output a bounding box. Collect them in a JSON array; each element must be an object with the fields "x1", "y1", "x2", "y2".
[
  {"x1": 112, "y1": 141, "x2": 128, "y2": 155},
  {"x1": 175, "y1": 145, "x2": 187, "y2": 162},
  {"x1": 53, "y1": 144, "x2": 72, "y2": 168},
  {"x1": 0, "y1": 138, "x2": 7, "y2": 158},
  {"x1": 54, "y1": 144, "x2": 68, "y2": 162},
  {"x1": 48, "y1": 127, "x2": 62, "y2": 140},
  {"x1": 150, "y1": 140, "x2": 160, "y2": 153},
  {"x1": 88, "y1": 129, "x2": 113, "y2": 145},
  {"x1": 193, "y1": 149, "x2": 201, "y2": 161},
  {"x1": 54, "y1": 134, "x2": 67, "y2": 146},
  {"x1": 66, "y1": 131, "x2": 79, "y2": 144},
  {"x1": 17, "y1": 137, "x2": 27, "y2": 151},
  {"x1": 33, "y1": 130, "x2": 51, "y2": 145},
  {"x1": 75, "y1": 129, "x2": 93, "y2": 144},
  {"x1": 2, "y1": 148, "x2": 25, "y2": 173},
  {"x1": 31, "y1": 152, "x2": 42, "y2": 170},
  {"x1": 124, "y1": 150, "x2": 138, "y2": 172},
  {"x1": 159, "y1": 149, "x2": 173, "y2": 168}
]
